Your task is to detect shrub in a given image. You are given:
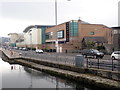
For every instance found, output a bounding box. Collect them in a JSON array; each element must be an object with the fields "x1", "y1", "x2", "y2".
[
  {"x1": 97, "y1": 46, "x2": 105, "y2": 51},
  {"x1": 32, "y1": 48, "x2": 36, "y2": 51}
]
